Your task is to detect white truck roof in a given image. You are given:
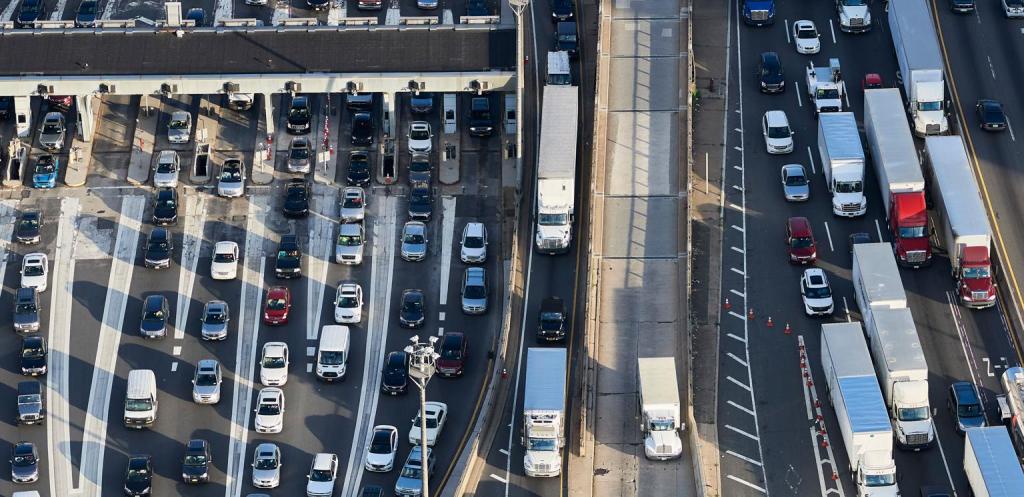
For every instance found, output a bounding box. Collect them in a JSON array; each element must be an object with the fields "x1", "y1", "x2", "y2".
[
  {"x1": 864, "y1": 89, "x2": 924, "y2": 189},
  {"x1": 537, "y1": 85, "x2": 578, "y2": 181},
  {"x1": 524, "y1": 348, "x2": 567, "y2": 412},
  {"x1": 821, "y1": 323, "x2": 891, "y2": 435},
  {"x1": 126, "y1": 369, "x2": 156, "y2": 399},
  {"x1": 818, "y1": 112, "x2": 864, "y2": 161},
  {"x1": 1001, "y1": 367, "x2": 1024, "y2": 420},
  {"x1": 924, "y1": 136, "x2": 991, "y2": 241},
  {"x1": 867, "y1": 308, "x2": 928, "y2": 374},
  {"x1": 964, "y1": 427, "x2": 1024, "y2": 497},
  {"x1": 319, "y1": 325, "x2": 350, "y2": 351},
  {"x1": 853, "y1": 243, "x2": 907, "y2": 309},
  {"x1": 638, "y1": 357, "x2": 680, "y2": 406},
  {"x1": 888, "y1": 0, "x2": 944, "y2": 72}
]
